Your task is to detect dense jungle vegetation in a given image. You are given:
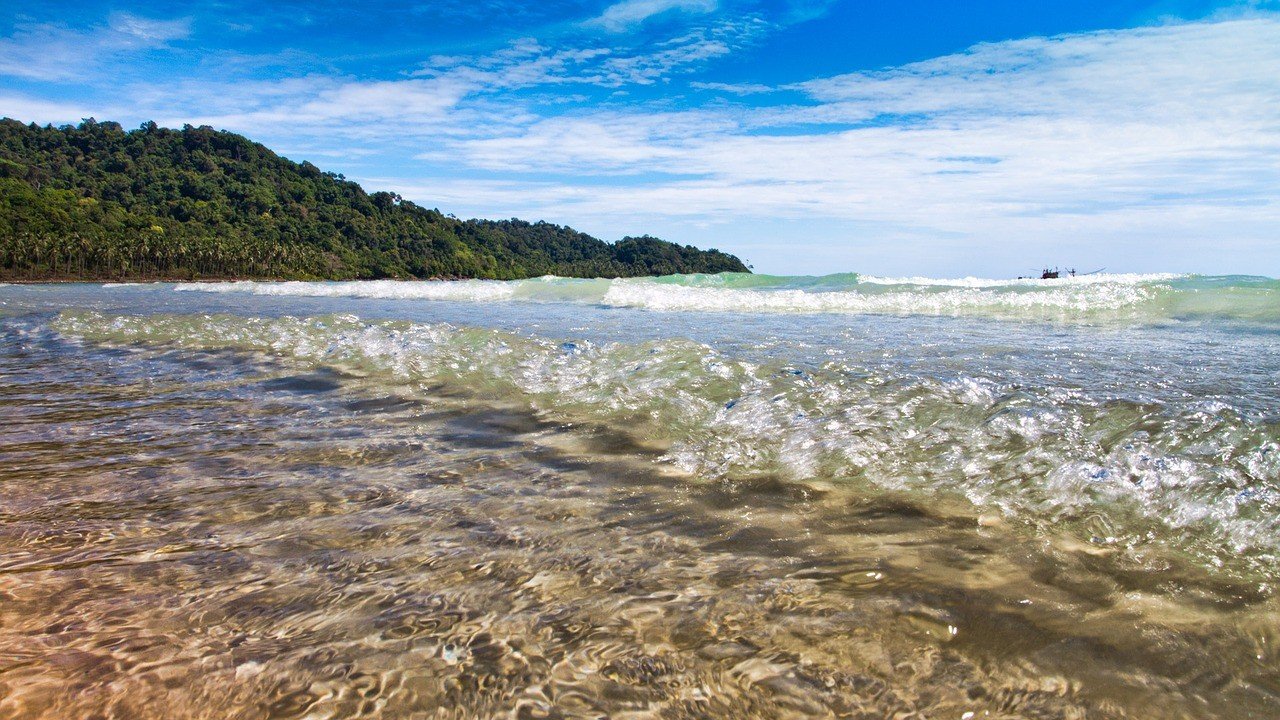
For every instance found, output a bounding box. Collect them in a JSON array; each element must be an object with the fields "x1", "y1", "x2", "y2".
[{"x1": 0, "y1": 118, "x2": 748, "y2": 280}]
